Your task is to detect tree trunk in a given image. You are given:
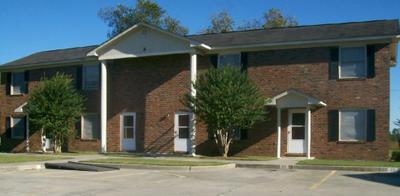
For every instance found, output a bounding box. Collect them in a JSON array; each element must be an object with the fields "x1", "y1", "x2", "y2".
[
  {"x1": 213, "y1": 130, "x2": 232, "y2": 158},
  {"x1": 41, "y1": 128, "x2": 46, "y2": 153},
  {"x1": 53, "y1": 138, "x2": 62, "y2": 153}
]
